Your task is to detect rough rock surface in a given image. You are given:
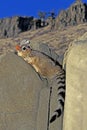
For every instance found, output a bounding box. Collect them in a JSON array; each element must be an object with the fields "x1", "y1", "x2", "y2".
[
  {"x1": 0, "y1": 16, "x2": 34, "y2": 38},
  {"x1": 0, "y1": 53, "x2": 47, "y2": 130},
  {"x1": 0, "y1": 52, "x2": 63, "y2": 130},
  {"x1": 63, "y1": 34, "x2": 87, "y2": 130},
  {"x1": 0, "y1": 16, "x2": 48, "y2": 38},
  {"x1": 55, "y1": 0, "x2": 87, "y2": 29}
]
